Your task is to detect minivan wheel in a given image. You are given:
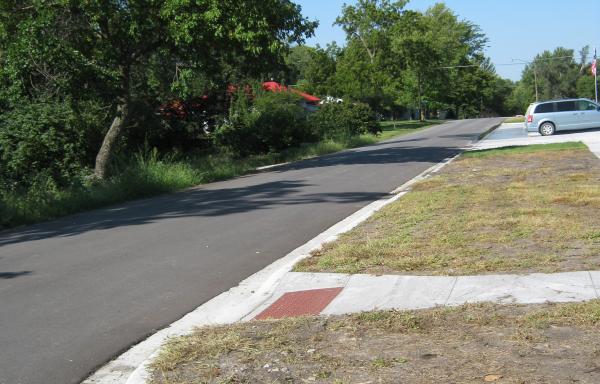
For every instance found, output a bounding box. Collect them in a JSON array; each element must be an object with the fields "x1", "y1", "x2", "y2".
[{"x1": 539, "y1": 122, "x2": 555, "y2": 136}]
